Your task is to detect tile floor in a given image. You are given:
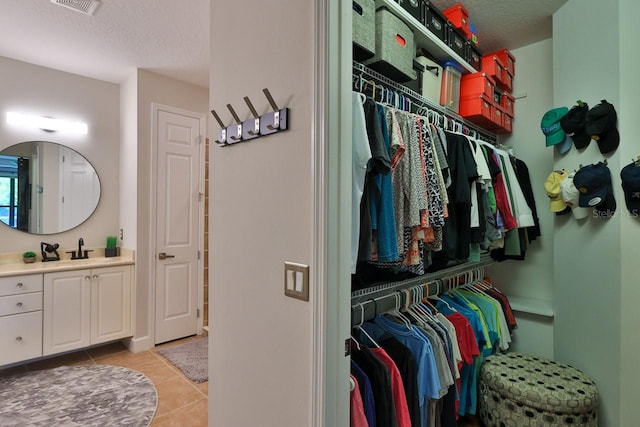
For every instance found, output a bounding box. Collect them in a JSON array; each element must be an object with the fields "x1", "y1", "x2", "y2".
[{"x1": 0, "y1": 336, "x2": 209, "y2": 427}]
